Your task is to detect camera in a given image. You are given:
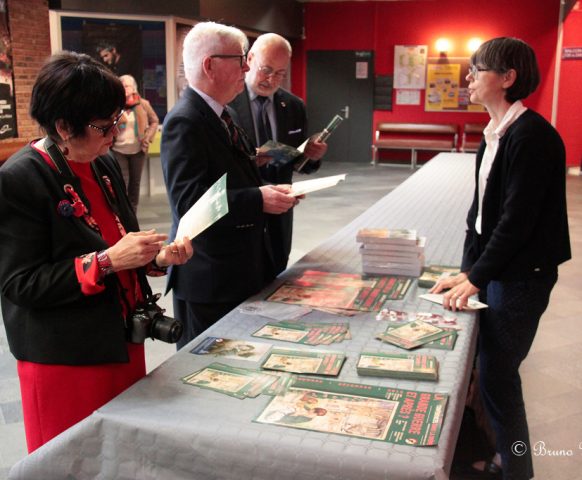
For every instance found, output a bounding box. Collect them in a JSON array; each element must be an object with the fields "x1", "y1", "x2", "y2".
[{"x1": 129, "y1": 294, "x2": 183, "y2": 344}]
